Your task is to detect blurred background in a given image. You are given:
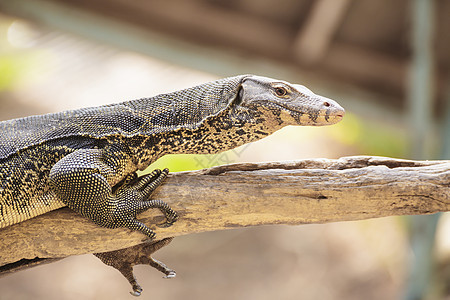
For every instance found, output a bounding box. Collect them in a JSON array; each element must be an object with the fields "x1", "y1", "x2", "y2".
[{"x1": 0, "y1": 0, "x2": 449, "y2": 299}]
